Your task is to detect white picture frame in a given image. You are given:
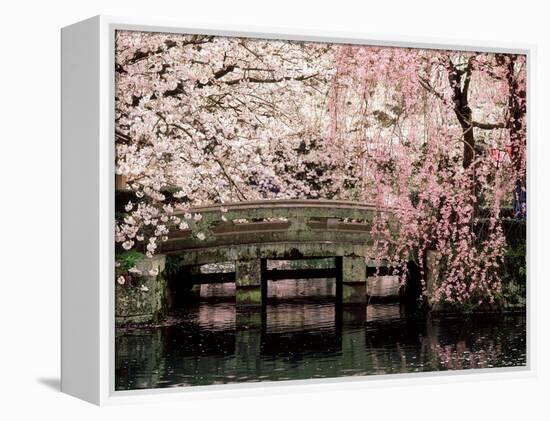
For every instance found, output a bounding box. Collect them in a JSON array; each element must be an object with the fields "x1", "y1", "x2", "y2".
[{"x1": 61, "y1": 15, "x2": 535, "y2": 405}]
